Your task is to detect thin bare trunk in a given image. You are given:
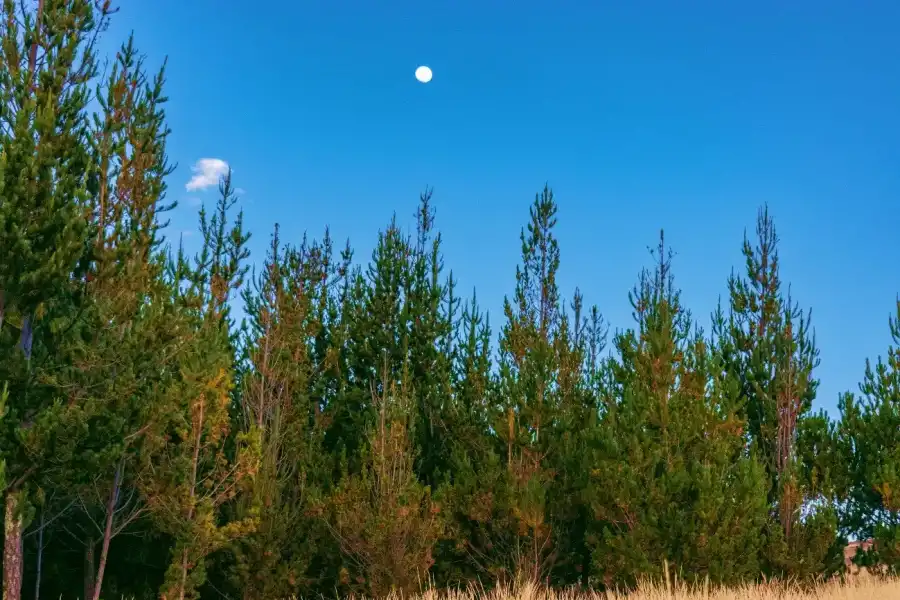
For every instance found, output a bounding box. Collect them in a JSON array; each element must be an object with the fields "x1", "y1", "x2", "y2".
[
  {"x1": 33, "y1": 511, "x2": 43, "y2": 600},
  {"x1": 3, "y1": 491, "x2": 24, "y2": 600},
  {"x1": 177, "y1": 547, "x2": 189, "y2": 600},
  {"x1": 507, "y1": 408, "x2": 514, "y2": 468},
  {"x1": 84, "y1": 538, "x2": 95, "y2": 600},
  {"x1": 90, "y1": 462, "x2": 123, "y2": 600},
  {"x1": 175, "y1": 399, "x2": 205, "y2": 600}
]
